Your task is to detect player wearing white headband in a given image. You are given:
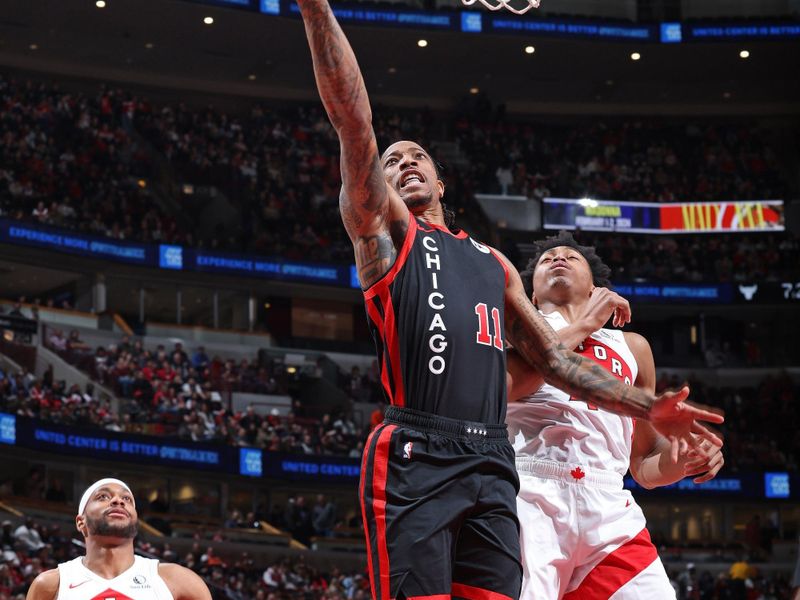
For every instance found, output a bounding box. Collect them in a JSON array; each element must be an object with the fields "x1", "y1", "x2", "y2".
[{"x1": 26, "y1": 478, "x2": 211, "y2": 600}]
